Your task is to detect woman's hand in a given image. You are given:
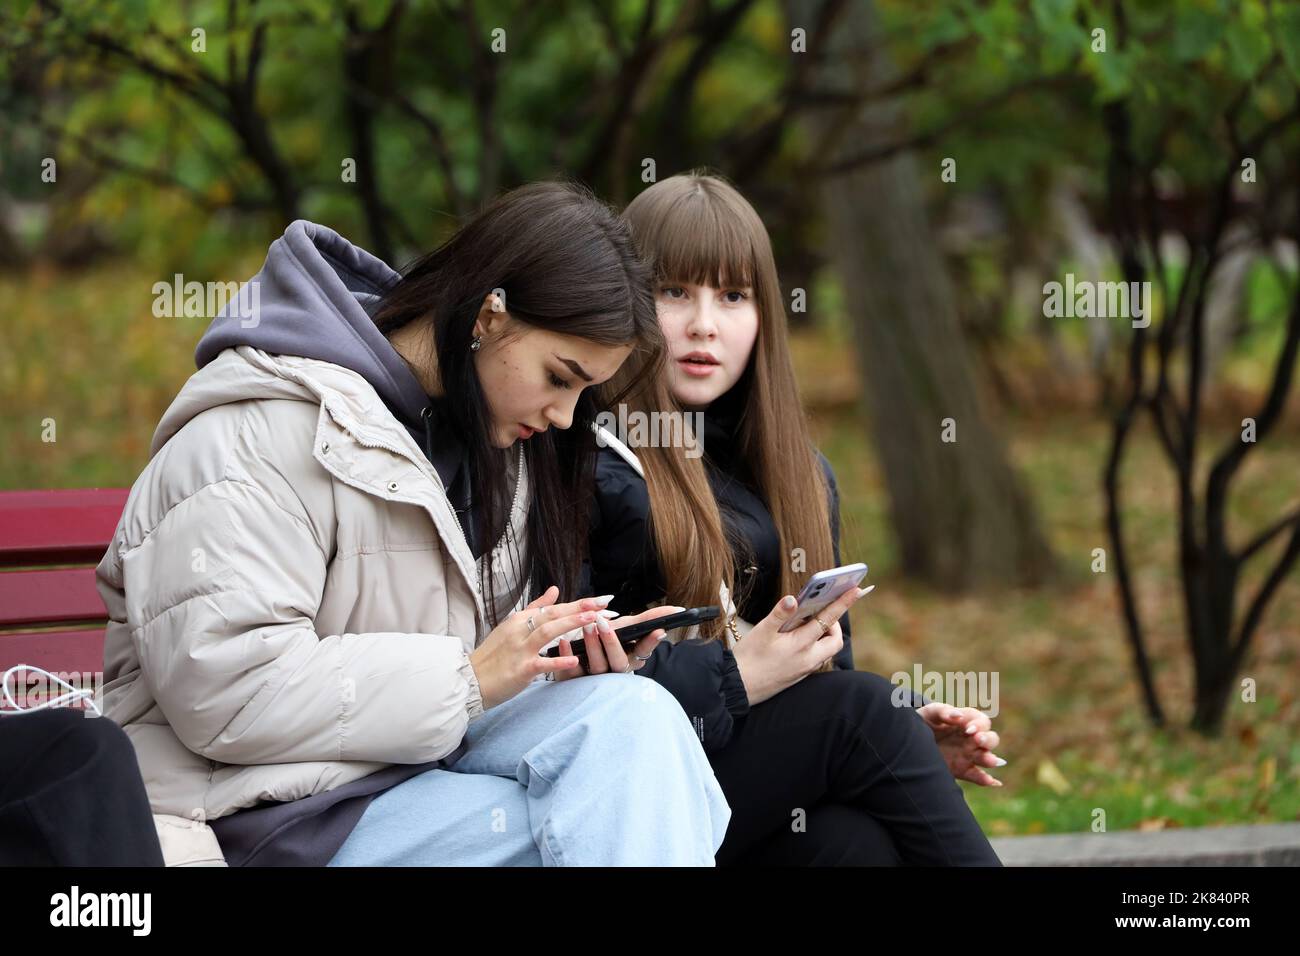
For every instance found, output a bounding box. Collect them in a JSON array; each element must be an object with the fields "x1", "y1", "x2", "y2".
[
  {"x1": 468, "y1": 586, "x2": 613, "y2": 709},
  {"x1": 553, "y1": 605, "x2": 685, "y2": 681},
  {"x1": 731, "y1": 586, "x2": 869, "y2": 707},
  {"x1": 916, "y1": 704, "x2": 1006, "y2": 787}
]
